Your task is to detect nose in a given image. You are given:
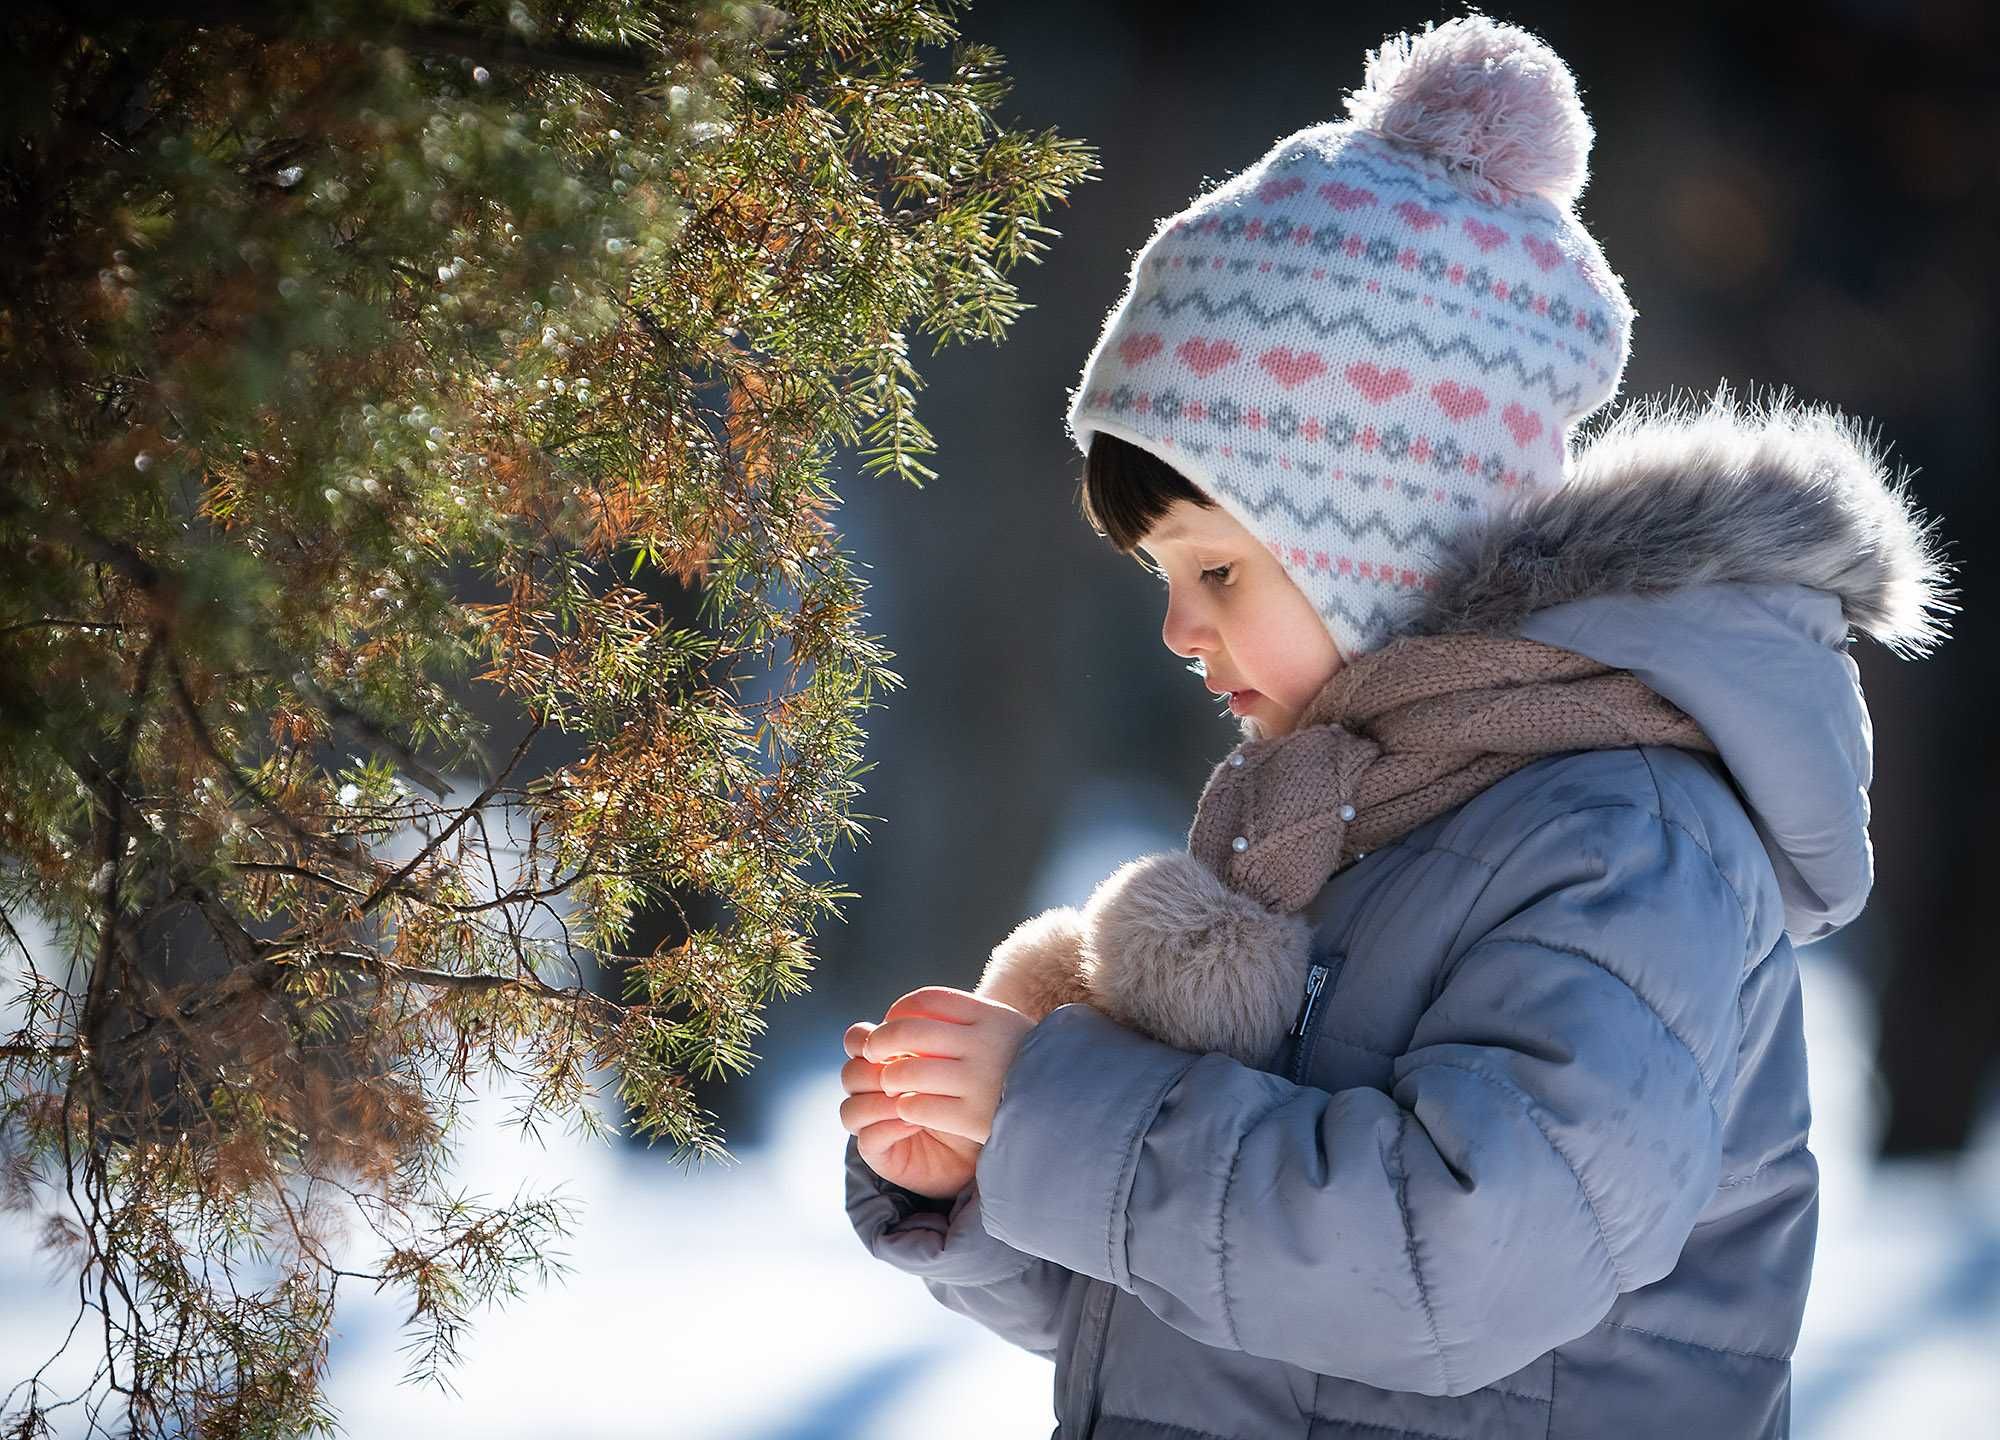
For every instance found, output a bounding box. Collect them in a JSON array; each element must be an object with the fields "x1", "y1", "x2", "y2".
[{"x1": 1161, "y1": 584, "x2": 1216, "y2": 660}]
